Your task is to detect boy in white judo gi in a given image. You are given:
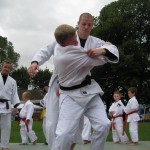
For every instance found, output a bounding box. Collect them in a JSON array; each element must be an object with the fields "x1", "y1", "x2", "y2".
[
  {"x1": 28, "y1": 13, "x2": 117, "y2": 150},
  {"x1": 109, "y1": 90, "x2": 129, "y2": 144},
  {"x1": 124, "y1": 87, "x2": 140, "y2": 146},
  {"x1": 19, "y1": 91, "x2": 37, "y2": 145},
  {"x1": 0, "y1": 60, "x2": 20, "y2": 150},
  {"x1": 52, "y1": 24, "x2": 119, "y2": 150}
]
